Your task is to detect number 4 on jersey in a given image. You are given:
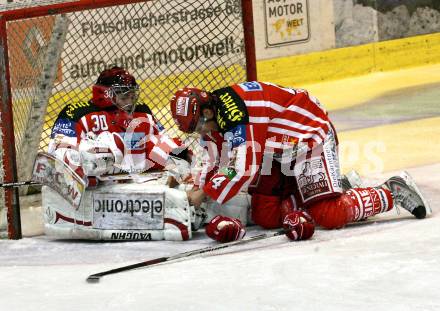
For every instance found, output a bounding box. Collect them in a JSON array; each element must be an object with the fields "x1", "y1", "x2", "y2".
[{"x1": 211, "y1": 176, "x2": 227, "y2": 189}]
